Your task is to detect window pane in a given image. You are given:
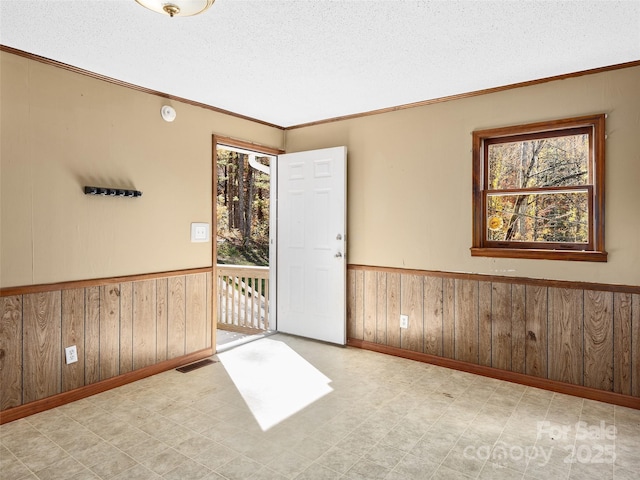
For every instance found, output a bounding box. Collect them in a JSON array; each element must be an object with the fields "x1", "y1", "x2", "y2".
[
  {"x1": 487, "y1": 191, "x2": 589, "y2": 243},
  {"x1": 488, "y1": 134, "x2": 589, "y2": 190}
]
